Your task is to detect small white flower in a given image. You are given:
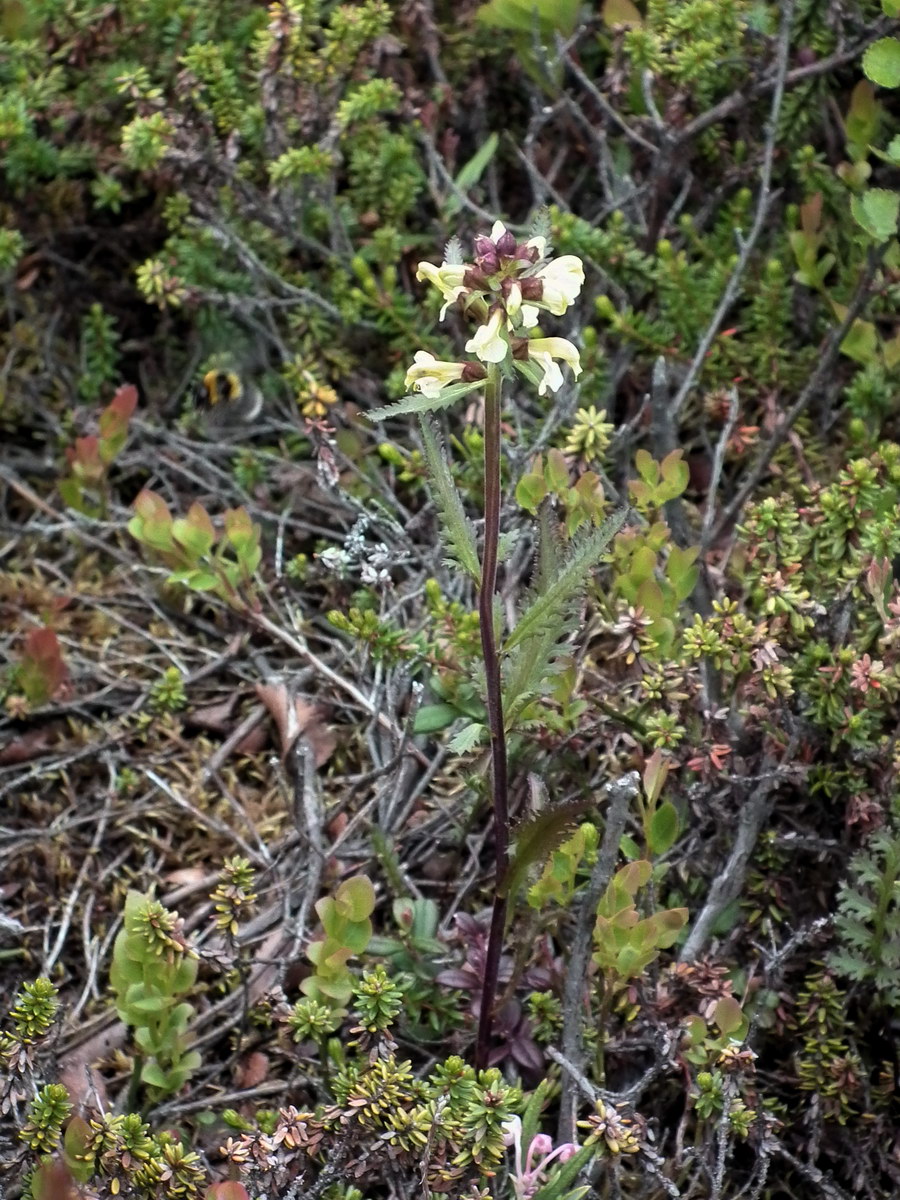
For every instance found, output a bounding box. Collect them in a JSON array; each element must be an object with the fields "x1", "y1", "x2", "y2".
[
  {"x1": 534, "y1": 255, "x2": 584, "y2": 315},
  {"x1": 505, "y1": 283, "x2": 540, "y2": 334},
  {"x1": 318, "y1": 546, "x2": 350, "y2": 576},
  {"x1": 416, "y1": 261, "x2": 468, "y2": 319},
  {"x1": 531, "y1": 351, "x2": 564, "y2": 396},
  {"x1": 526, "y1": 234, "x2": 547, "y2": 259},
  {"x1": 490, "y1": 219, "x2": 509, "y2": 243},
  {"x1": 466, "y1": 309, "x2": 509, "y2": 364},
  {"x1": 527, "y1": 336, "x2": 582, "y2": 395},
  {"x1": 405, "y1": 350, "x2": 467, "y2": 397}
]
